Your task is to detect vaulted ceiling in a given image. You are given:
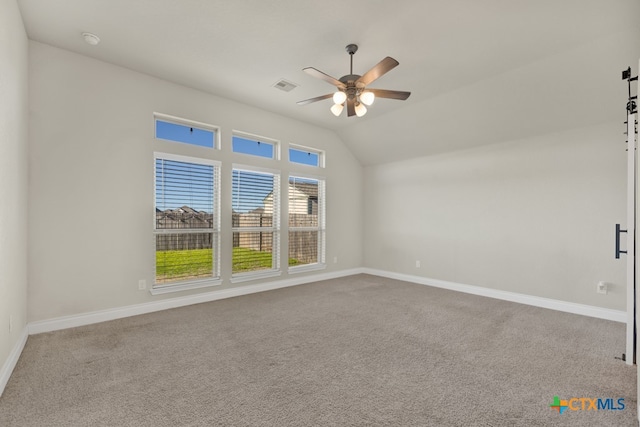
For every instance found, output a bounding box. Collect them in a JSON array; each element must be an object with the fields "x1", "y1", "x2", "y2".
[{"x1": 17, "y1": 0, "x2": 640, "y2": 165}]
